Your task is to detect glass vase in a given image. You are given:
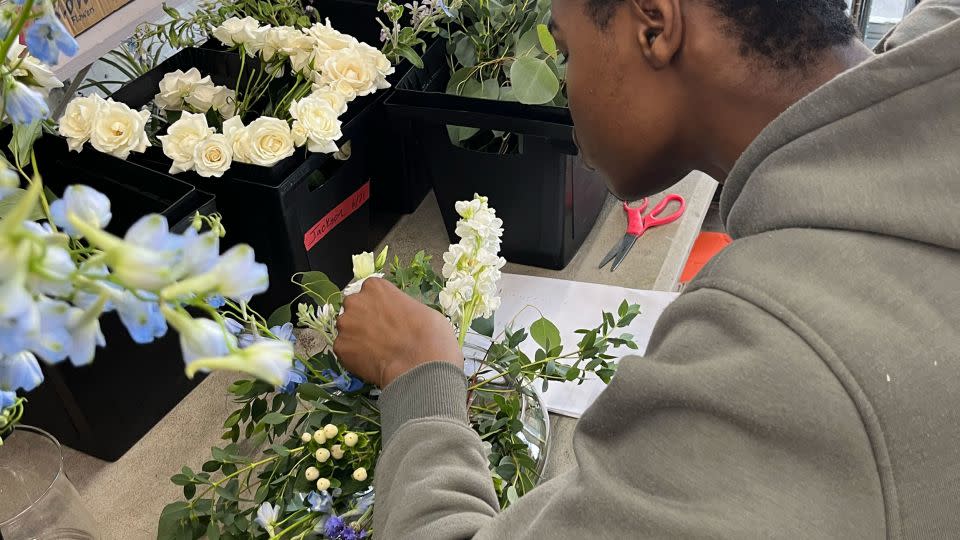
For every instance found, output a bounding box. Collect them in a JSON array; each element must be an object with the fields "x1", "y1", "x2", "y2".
[{"x1": 0, "y1": 425, "x2": 99, "y2": 539}]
